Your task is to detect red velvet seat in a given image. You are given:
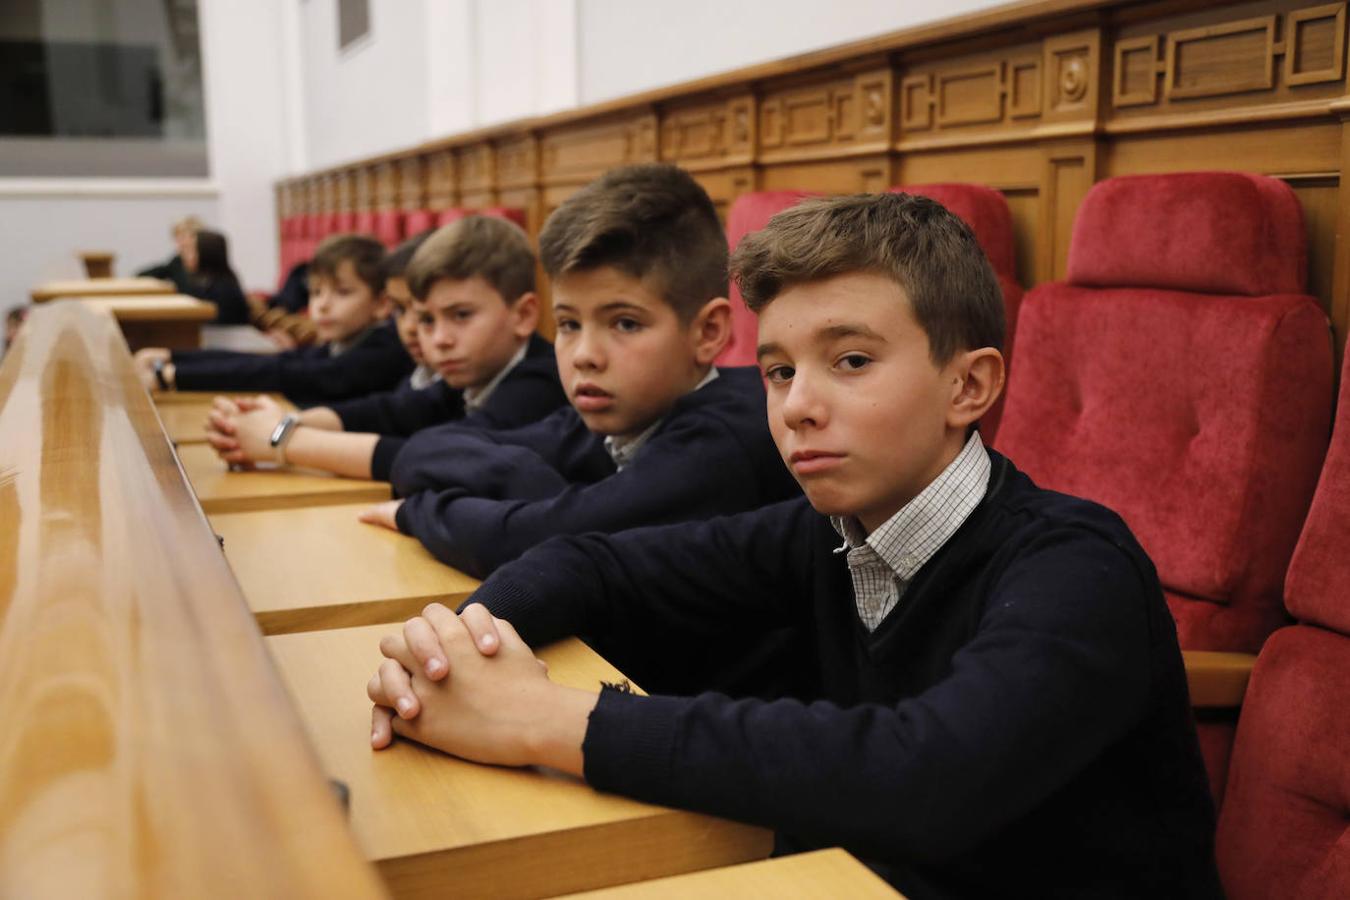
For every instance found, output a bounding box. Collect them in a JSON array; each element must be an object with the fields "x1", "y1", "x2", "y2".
[
  {"x1": 1215, "y1": 348, "x2": 1350, "y2": 899},
  {"x1": 434, "y1": 207, "x2": 470, "y2": 228},
  {"x1": 403, "y1": 209, "x2": 435, "y2": 236},
  {"x1": 892, "y1": 183, "x2": 1023, "y2": 438},
  {"x1": 477, "y1": 206, "x2": 527, "y2": 228},
  {"x1": 372, "y1": 210, "x2": 404, "y2": 248},
  {"x1": 997, "y1": 171, "x2": 1332, "y2": 654},
  {"x1": 333, "y1": 211, "x2": 357, "y2": 233},
  {"x1": 352, "y1": 209, "x2": 377, "y2": 238},
  {"x1": 717, "y1": 191, "x2": 818, "y2": 367}
]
